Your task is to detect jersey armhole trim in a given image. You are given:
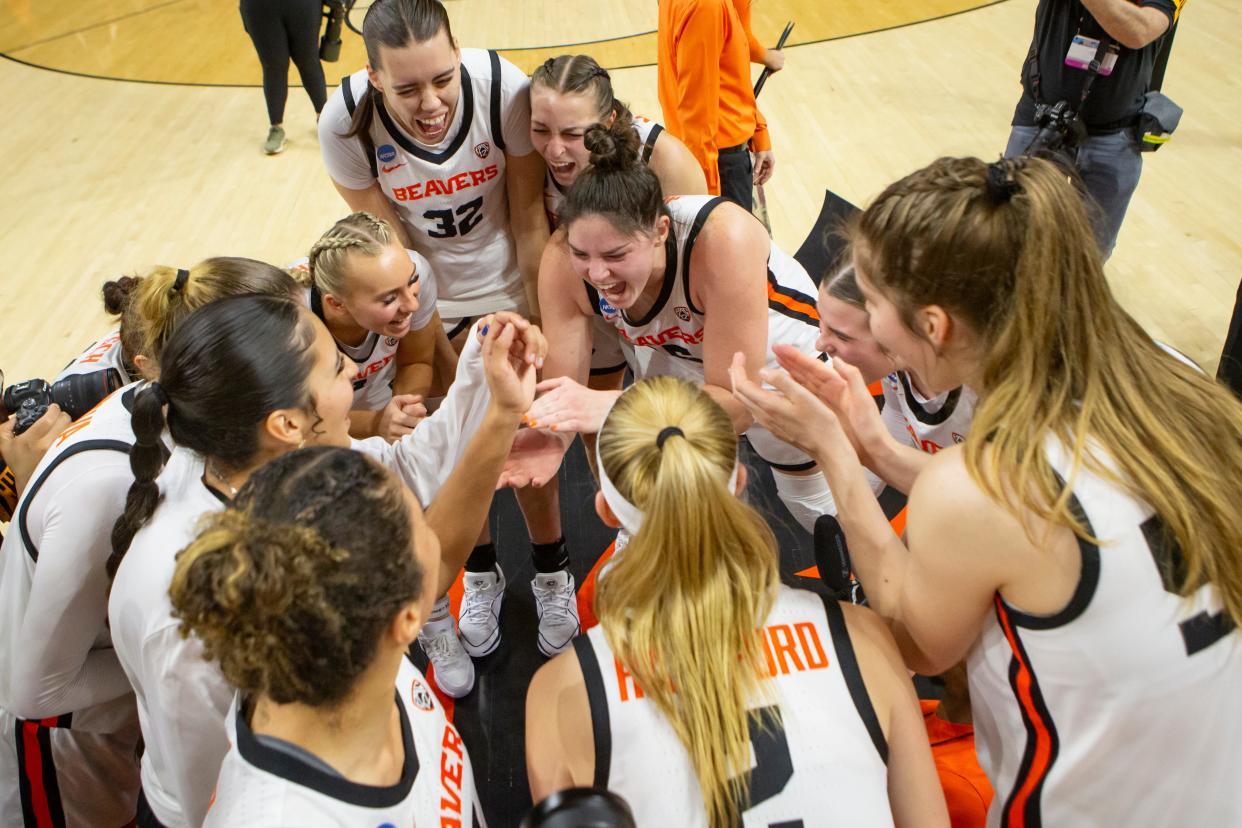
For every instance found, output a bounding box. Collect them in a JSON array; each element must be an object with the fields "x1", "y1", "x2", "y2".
[
  {"x1": 766, "y1": 266, "x2": 819, "y2": 328},
  {"x1": 640, "y1": 123, "x2": 663, "y2": 164},
  {"x1": 680, "y1": 197, "x2": 726, "y2": 317},
  {"x1": 999, "y1": 484, "x2": 1100, "y2": 629},
  {"x1": 487, "y1": 50, "x2": 506, "y2": 153},
  {"x1": 340, "y1": 75, "x2": 379, "y2": 179},
  {"x1": 584, "y1": 284, "x2": 604, "y2": 318},
  {"x1": 17, "y1": 439, "x2": 133, "y2": 563},
  {"x1": 819, "y1": 594, "x2": 889, "y2": 764},
  {"x1": 572, "y1": 636, "x2": 611, "y2": 788}
]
